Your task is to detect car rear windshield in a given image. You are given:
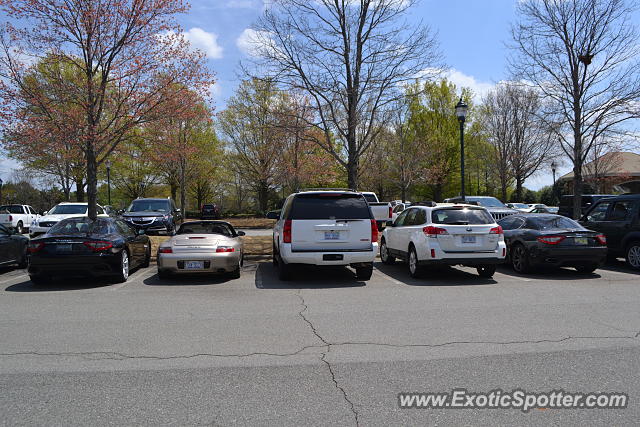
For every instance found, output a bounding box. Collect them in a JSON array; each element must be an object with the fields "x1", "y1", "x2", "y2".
[
  {"x1": 467, "y1": 197, "x2": 506, "y2": 208},
  {"x1": 48, "y1": 218, "x2": 113, "y2": 236},
  {"x1": 527, "y1": 216, "x2": 584, "y2": 230},
  {"x1": 289, "y1": 193, "x2": 371, "y2": 220},
  {"x1": 127, "y1": 200, "x2": 170, "y2": 213},
  {"x1": 202, "y1": 205, "x2": 215, "y2": 209},
  {"x1": 0, "y1": 205, "x2": 23, "y2": 214},
  {"x1": 48, "y1": 205, "x2": 87, "y2": 215},
  {"x1": 178, "y1": 222, "x2": 233, "y2": 236},
  {"x1": 362, "y1": 194, "x2": 378, "y2": 203},
  {"x1": 432, "y1": 208, "x2": 495, "y2": 225}
]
